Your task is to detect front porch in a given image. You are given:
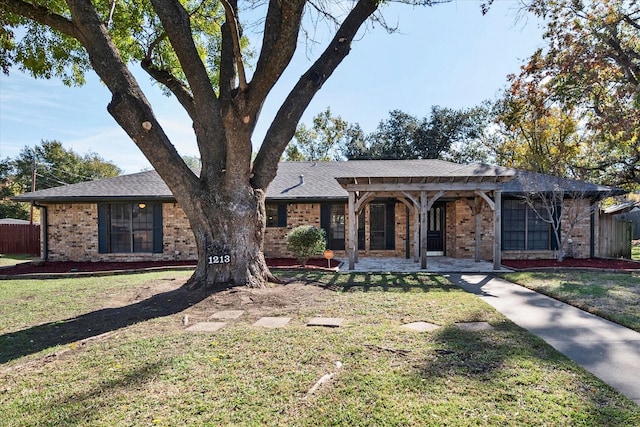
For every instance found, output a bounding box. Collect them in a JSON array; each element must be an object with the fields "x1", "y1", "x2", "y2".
[{"x1": 336, "y1": 257, "x2": 513, "y2": 273}]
